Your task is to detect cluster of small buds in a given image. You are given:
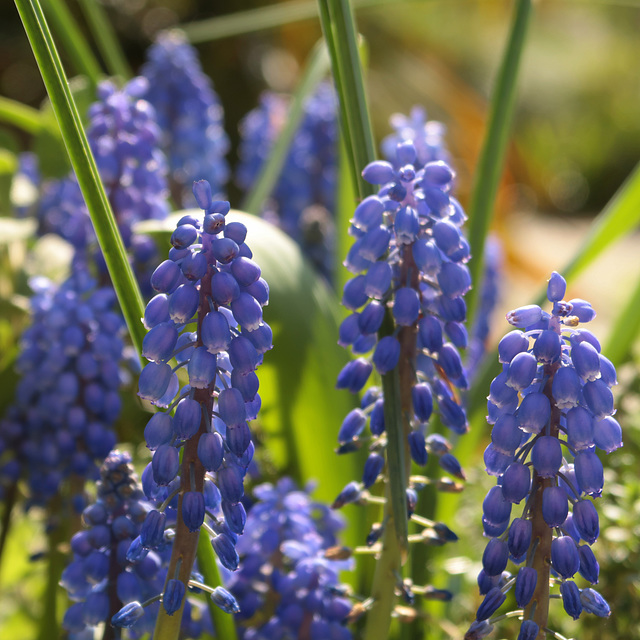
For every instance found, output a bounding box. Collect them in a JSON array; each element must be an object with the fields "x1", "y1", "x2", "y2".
[
  {"x1": 236, "y1": 82, "x2": 338, "y2": 278},
  {"x1": 61, "y1": 451, "x2": 207, "y2": 639},
  {"x1": 381, "y1": 106, "x2": 451, "y2": 171},
  {"x1": 468, "y1": 272, "x2": 621, "y2": 638},
  {"x1": 333, "y1": 138, "x2": 470, "y2": 512},
  {"x1": 383, "y1": 110, "x2": 502, "y2": 382},
  {"x1": 36, "y1": 173, "x2": 93, "y2": 250},
  {"x1": 141, "y1": 30, "x2": 230, "y2": 207},
  {"x1": 136, "y1": 179, "x2": 271, "y2": 614},
  {"x1": 35, "y1": 78, "x2": 168, "y2": 294},
  {"x1": 224, "y1": 478, "x2": 353, "y2": 640},
  {"x1": 0, "y1": 272, "x2": 123, "y2": 509}
]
